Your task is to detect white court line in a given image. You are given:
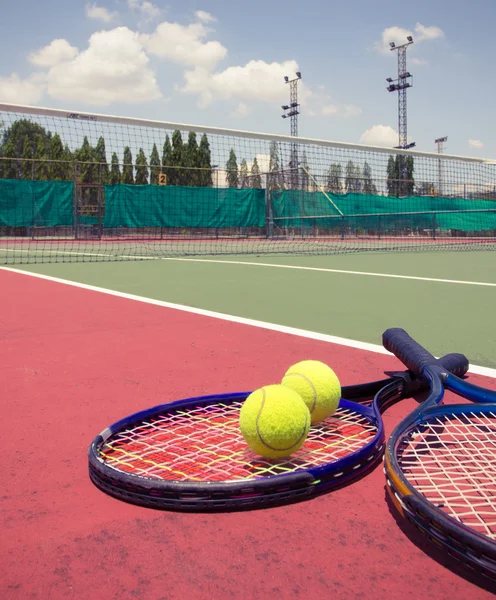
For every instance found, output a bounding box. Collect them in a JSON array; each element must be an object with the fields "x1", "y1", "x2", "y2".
[
  {"x1": 2, "y1": 266, "x2": 495, "y2": 379},
  {"x1": 159, "y1": 257, "x2": 496, "y2": 288}
]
